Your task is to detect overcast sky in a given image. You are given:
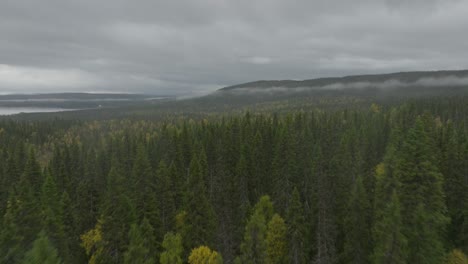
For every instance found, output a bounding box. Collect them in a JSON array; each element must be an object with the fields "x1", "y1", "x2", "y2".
[{"x1": 1, "y1": 0, "x2": 468, "y2": 95}]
